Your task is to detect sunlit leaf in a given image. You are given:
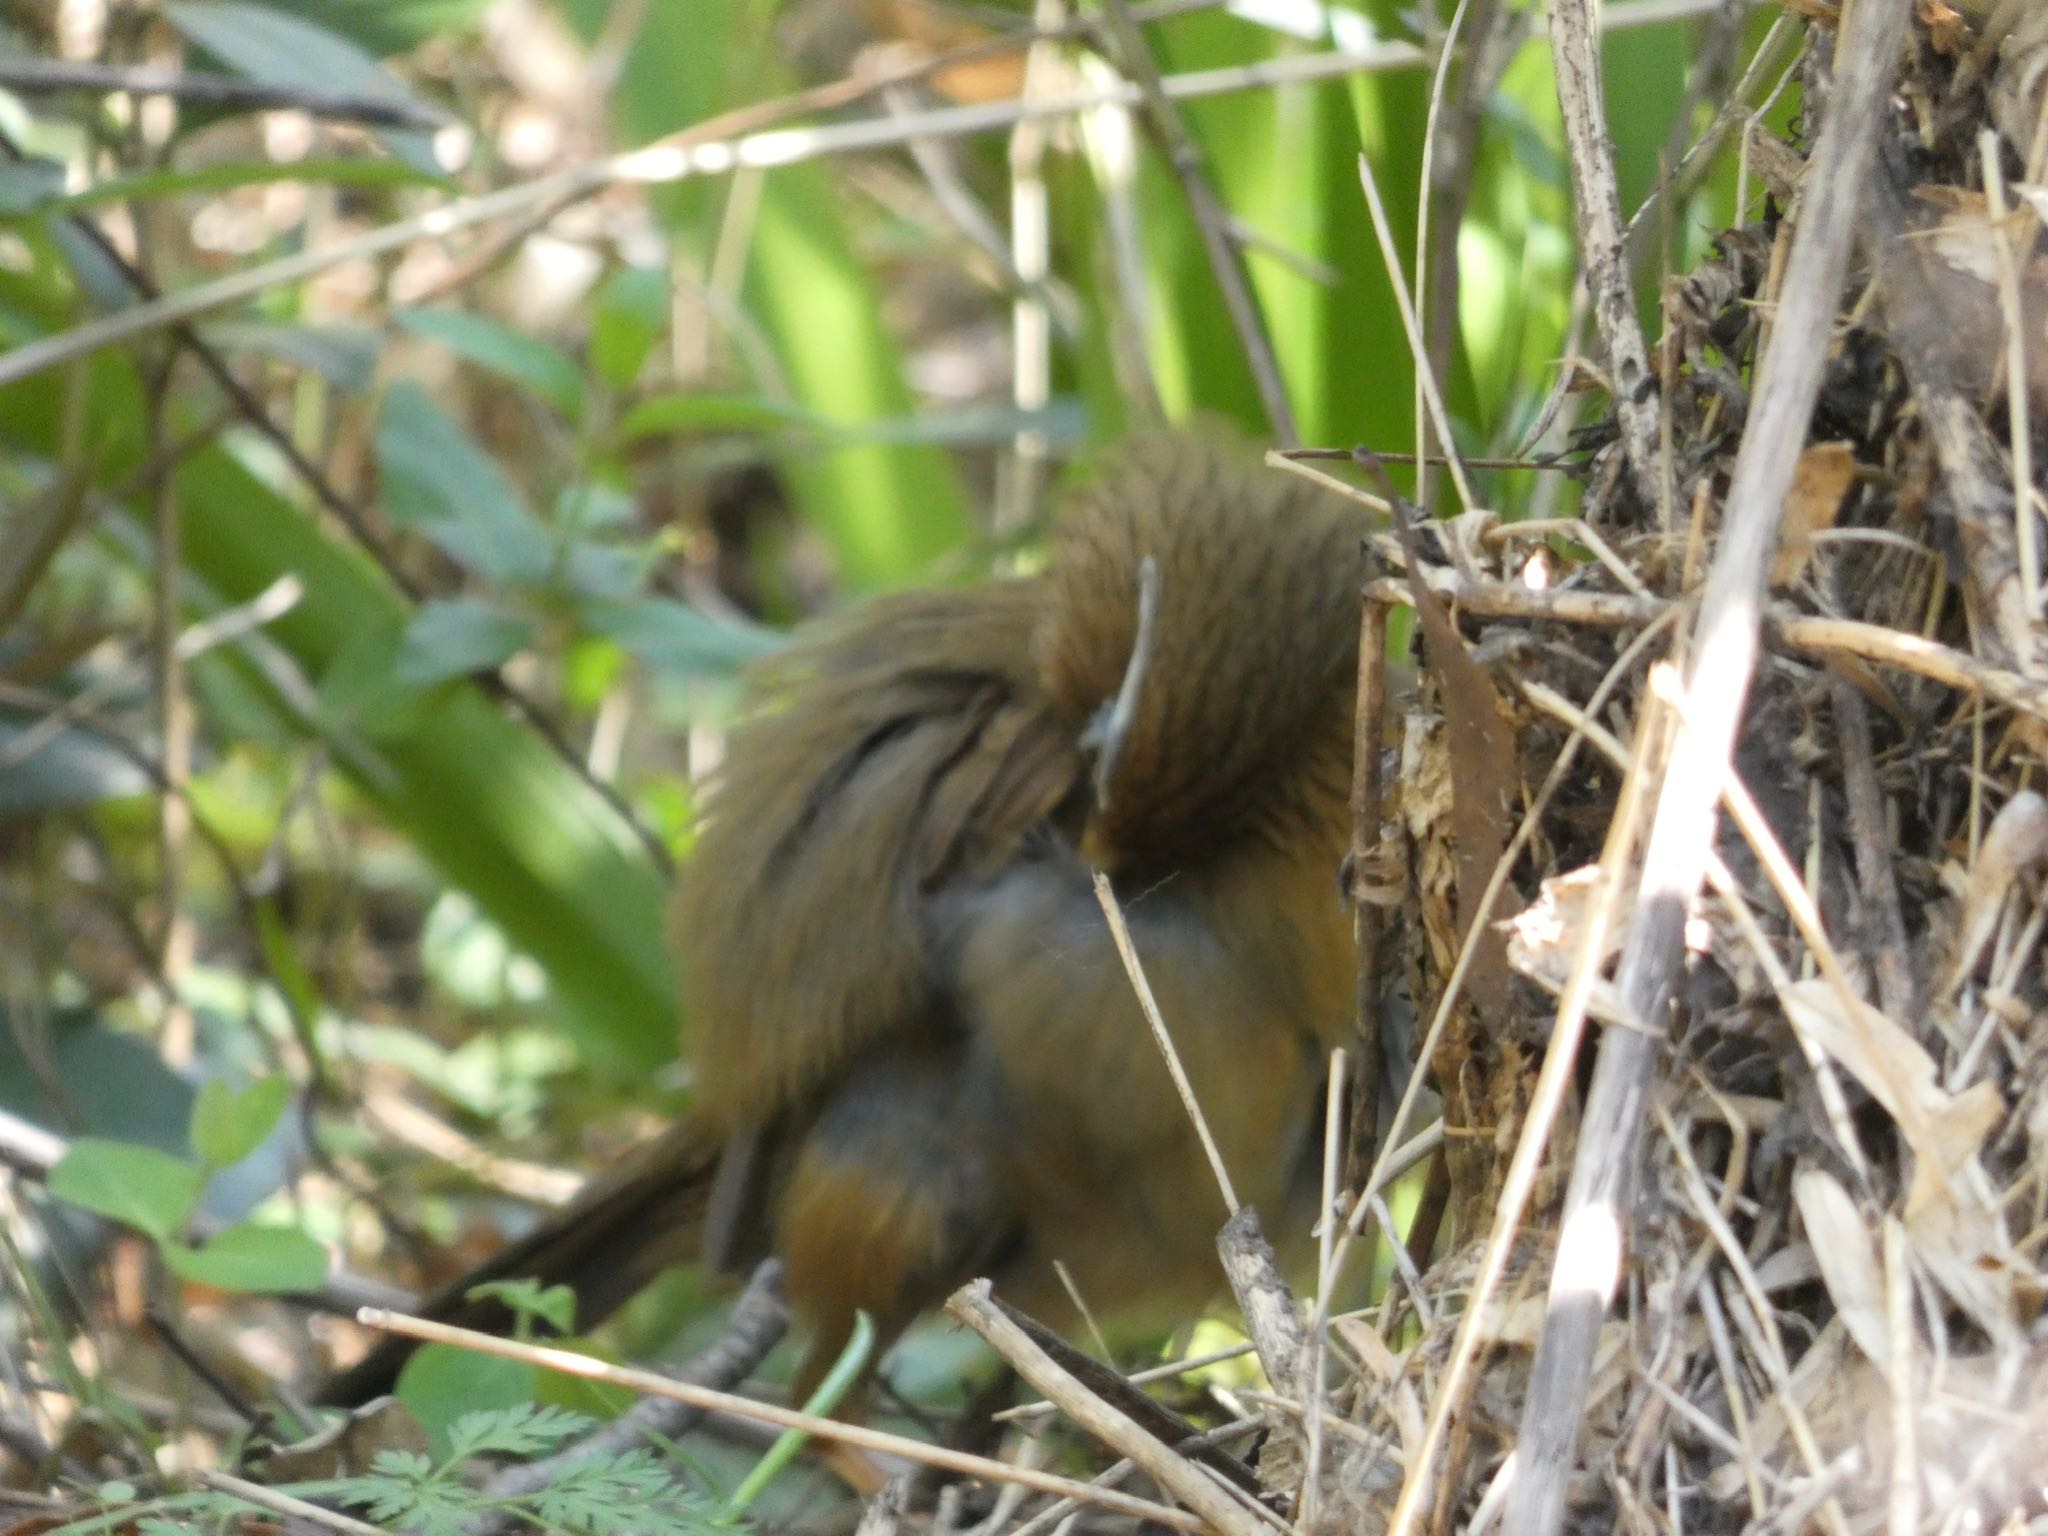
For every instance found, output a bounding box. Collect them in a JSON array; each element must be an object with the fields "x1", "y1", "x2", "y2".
[
  {"x1": 397, "y1": 1344, "x2": 539, "y2": 1460},
  {"x1": 610, "y1": 392, "x2": 818, "y2": 445},
  {"x1": 164, "y1": 1223, "x2": 328, "y2": 1293},
  {"x1": 191, "y1": 1076, "x2": 292, "y2": 1170},
  {"x1": 589, "y1": 266, "x2": 668, "y2": 391},
  {"x1": 50, "y1": 1140, "x2": 203, "y2": 1242}
]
